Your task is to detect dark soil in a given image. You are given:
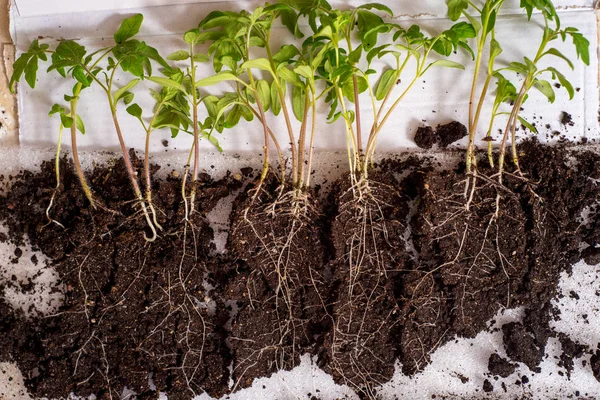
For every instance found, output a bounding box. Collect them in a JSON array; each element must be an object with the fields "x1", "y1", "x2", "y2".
[
  {"x1": 414, "y1": 125, "x2": 436, "y2": 149},
  {"x1": 413, "y1": 121, "x2": 468, "y2": 149},
  {"x1": 488, "y1": 353, "x2": 517, "y2": 378},
  {"x1": 1, "y1": 139, "x2": 600, "y2": 399},
  {"x1": 0, "y1": 153, "x2": 240, "y2": 399},
  {"x1": 436, "y1": 120, "x2": 468, "y2": 147},
  {"x1": 224, "y1": 177, "x2": 329, "y2": 389}
]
